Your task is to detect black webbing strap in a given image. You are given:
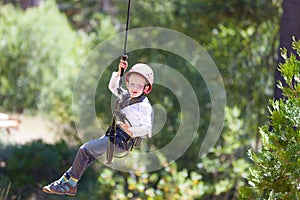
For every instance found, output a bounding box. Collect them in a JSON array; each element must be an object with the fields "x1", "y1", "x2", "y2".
[
  {"x1": 119, "y1": 95, "x2": 146, "y2": 110},
  {"x1": 106, "y1": 95, "x2": 146, "y2": 164},
  {"x1": 106, "y1": 118, "x2": 117, "y2": 164}
]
